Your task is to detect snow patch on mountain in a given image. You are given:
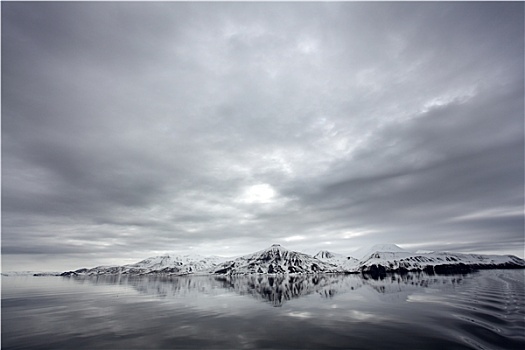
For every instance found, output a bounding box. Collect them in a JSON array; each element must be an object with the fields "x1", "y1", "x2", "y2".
[{"x1": 314, "y1": 250, "x2": 359, "y2": 270}]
